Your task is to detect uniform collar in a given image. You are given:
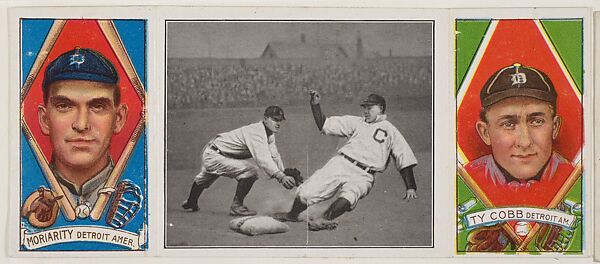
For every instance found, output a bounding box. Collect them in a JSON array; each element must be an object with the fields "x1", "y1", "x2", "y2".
[
  {"x1": 52, "y1": 159, "x2": 114, "y2": 197},
  {"x1": 262, "y1": 120, "x2": 274, "y2": 137},
  {"x1": 493, "y1": 156, "x2": 546, "y2": 184},
  {"x1": 365, "y1": 114, "x2": 387, "y2": 124}
]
